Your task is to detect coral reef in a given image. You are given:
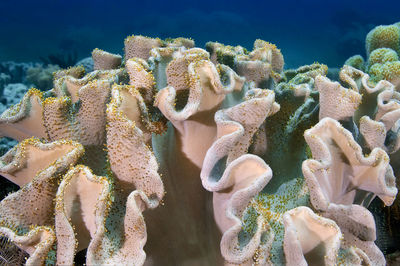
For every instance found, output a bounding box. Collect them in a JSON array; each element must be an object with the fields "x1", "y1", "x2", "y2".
[
  {"x1": 92, "y1": 49, "x2": 122, "y2": 70},
  {"x1": 344, "y1": 23, "x2": 400, "y2": 257},
  {"x1": 0, "y1": 83, "x2": 29, "y2": 114},
  {"x1": 345, "y1": 22, "x2": 400, "y2": 90},
  {"x1": 0, "y1": 83, "x2": 30, "y2": 160},
  {"x1": 26, "y1": 64, "x2": 60, "y2": 91},
  {"x1": 0, "y1": 62, "x2": 41, "y2": 85},
  {"x1": 0, "y1": 73, "x2": 11, "y2": 91},
  {"x1": 0, "y1": 30, "x2": 398, "y2": 266}
]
